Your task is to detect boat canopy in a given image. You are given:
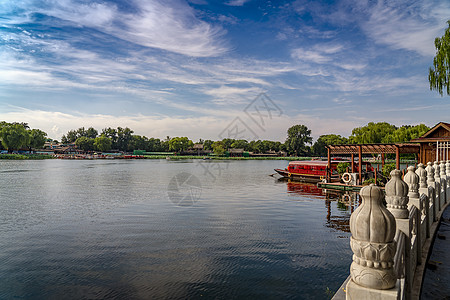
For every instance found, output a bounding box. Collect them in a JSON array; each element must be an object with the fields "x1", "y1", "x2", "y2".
[{"x1": 288, "y1": 160, "x2": 349, "y2": 166}]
